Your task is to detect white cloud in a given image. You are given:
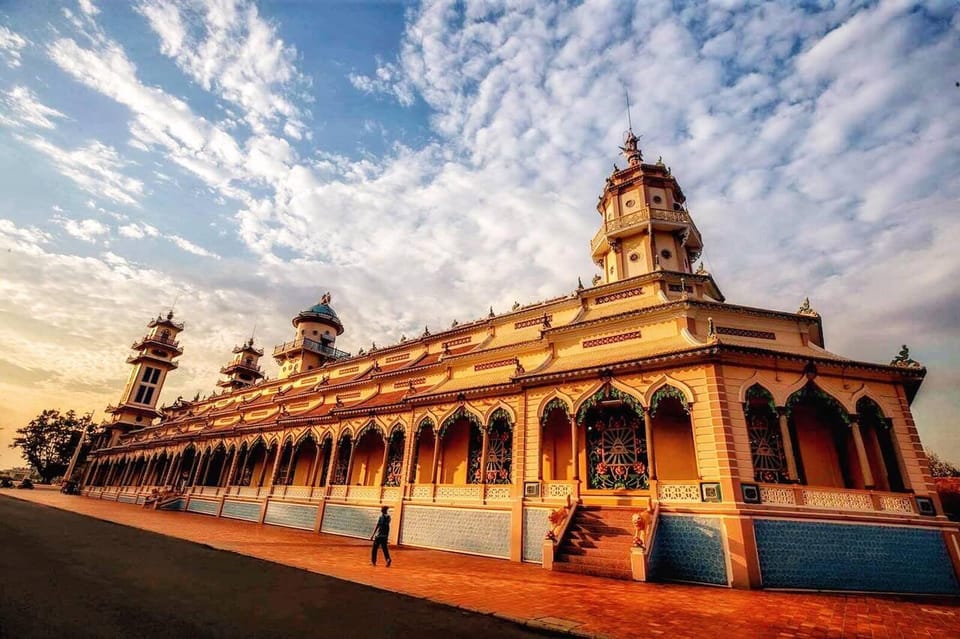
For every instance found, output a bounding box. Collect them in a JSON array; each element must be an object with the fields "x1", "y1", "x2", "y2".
[
  {"x1": 16, "y1": 135, "x2": 144, "y2": 206},
  {"x1": 0, "y1": 26, "x2": 28, "y2": 68},
  {"x1": 0, "y1": 86, "x2": 67, "y2": 129},
  {"x1": 168, "y1": 234, "x2": 220, "y2": 259},
  {"x1": 77, "y1": 0, "x2": 100, "y2": 17},
  {"x1": 348, "y1": 59, "x2": 415, "y2": 107},
  {"x1": 53, "y1": 215, "x2": 111, "y2": 243},
  {"x1": 118, "y1": 222, "x2": 160, "y2": 239}
]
